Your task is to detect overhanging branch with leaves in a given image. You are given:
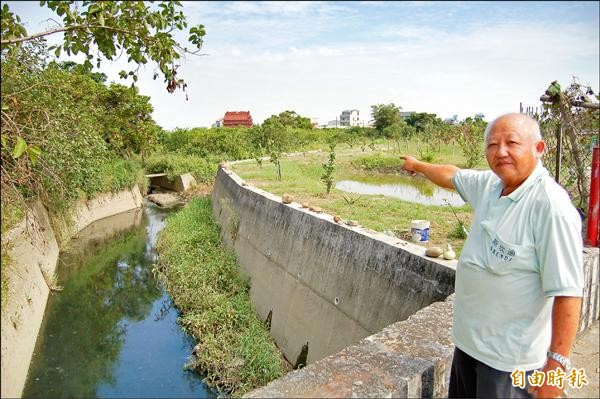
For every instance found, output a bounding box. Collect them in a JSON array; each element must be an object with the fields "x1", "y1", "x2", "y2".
[{"x1": 1, "y1": 1, "x2": 206, "y2": 92}]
